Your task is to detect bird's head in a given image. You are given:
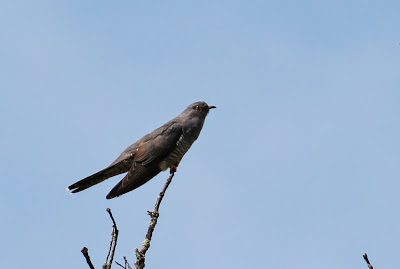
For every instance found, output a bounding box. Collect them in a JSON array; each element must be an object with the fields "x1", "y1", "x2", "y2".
[{"x1": 183, "y1": 101, "x2": 216, "y2": 119}]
